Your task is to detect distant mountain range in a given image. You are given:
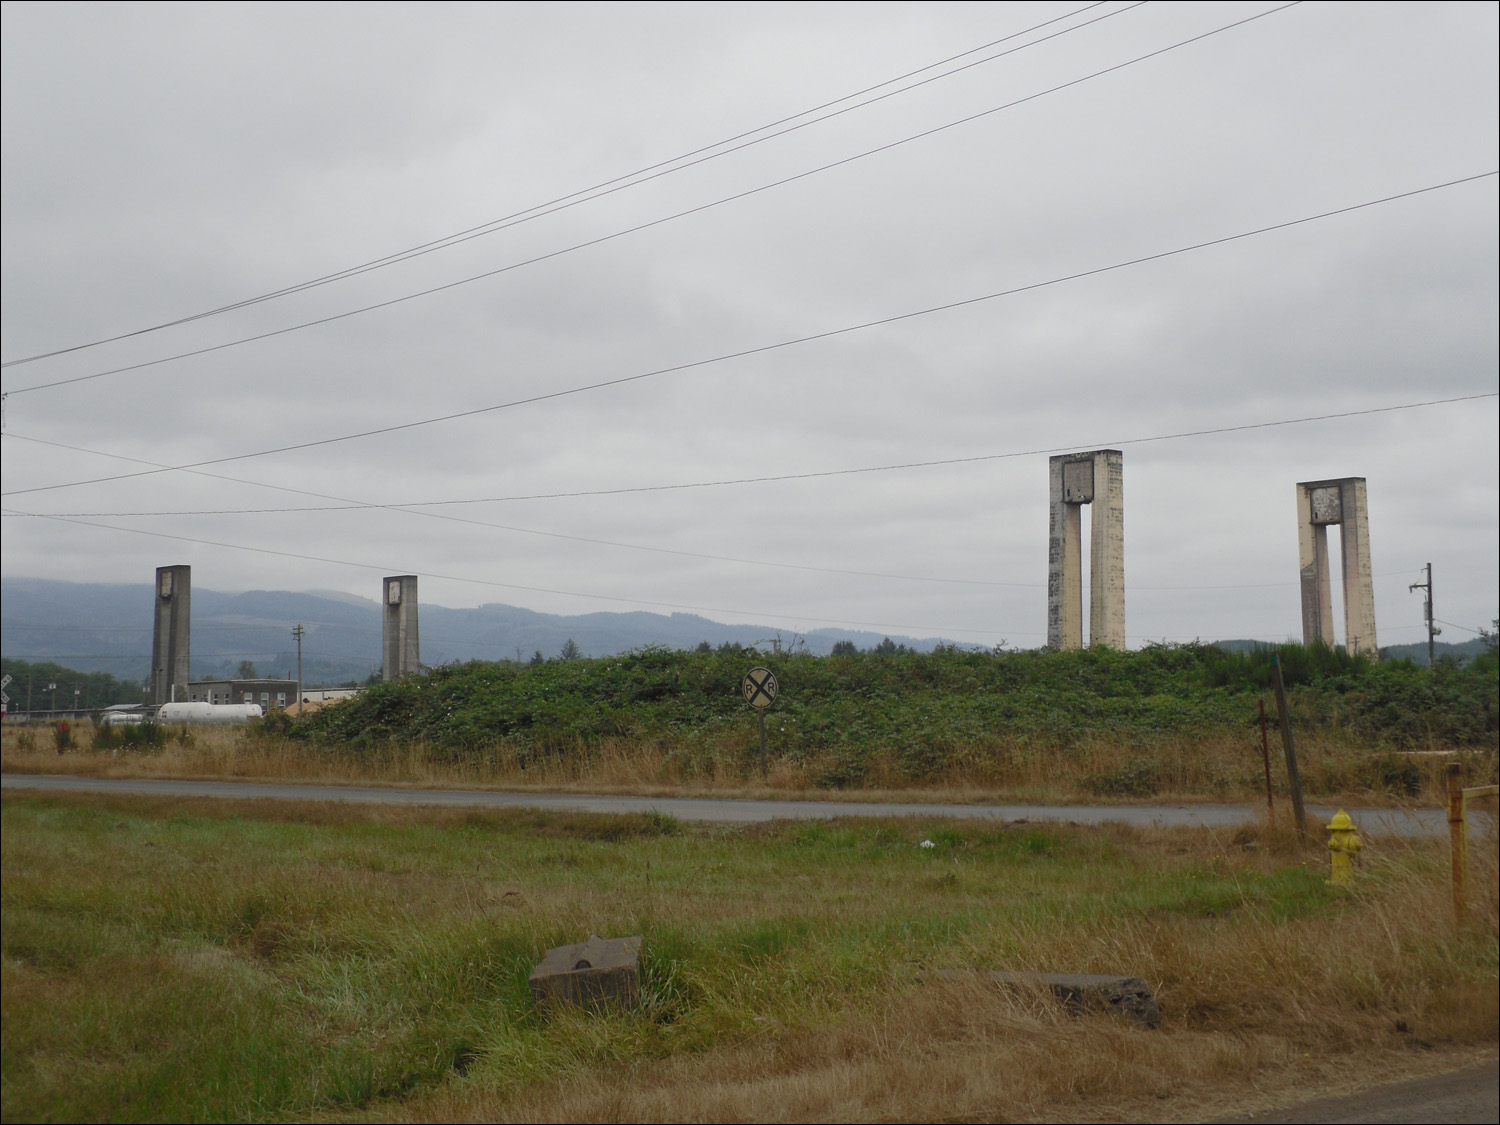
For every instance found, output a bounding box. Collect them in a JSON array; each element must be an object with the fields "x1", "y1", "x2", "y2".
[
  {"x1": 0, "y1": 578, "x2": 973, "y2": 686},
  {"x1": 5, "y1": 579, "x2": 1484, "y2": 688}
]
